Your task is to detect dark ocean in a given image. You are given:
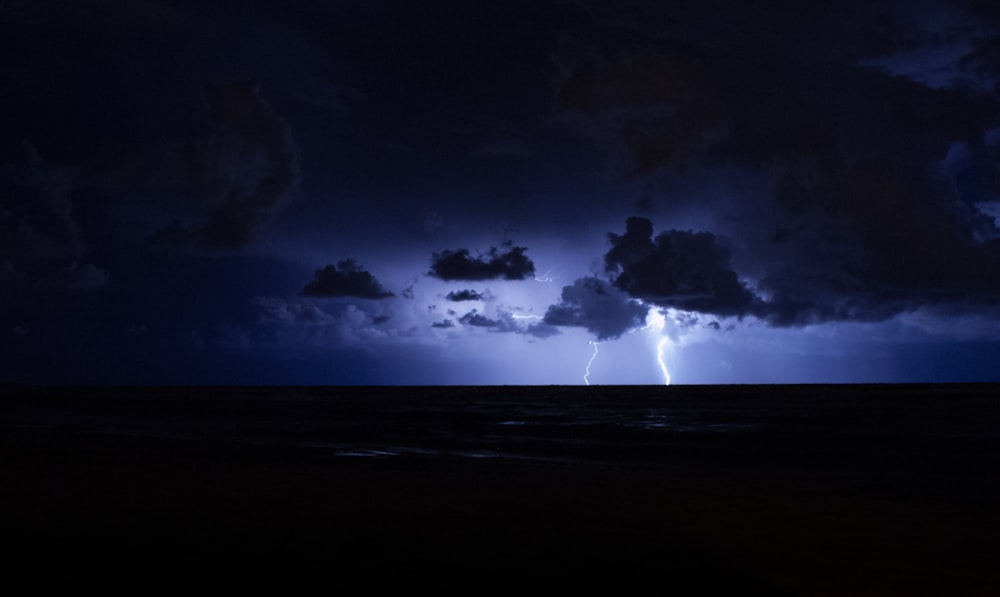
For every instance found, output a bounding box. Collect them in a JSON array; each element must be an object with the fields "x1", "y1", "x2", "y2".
[
  {"x1": 3, "y1": 383, "x2": 999, "y2": 478},
  {"x1": 3, "y1": 383, "x2": 999, "y2": 456},
  {"x1": 3, "y1": 383, "x2": 1000, "y2": 593}
]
